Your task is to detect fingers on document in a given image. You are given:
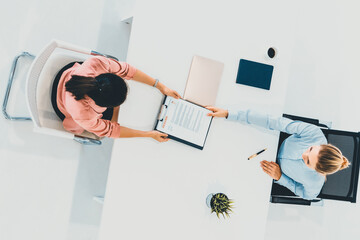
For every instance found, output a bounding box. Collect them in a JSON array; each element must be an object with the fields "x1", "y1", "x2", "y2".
[
  {"x1": 174, "y1": 91, "x2": 181, "y2": 99},
  {"x1": 206, "y1": 107, "x2": 216, "y2": 117},
  {"x1": 159, "y1": 133, "x2": 169, "y2": 142},
  {"x1": 160, "y1": 138, "x2": 169, "y2": 142},
  {"x1": 160, "y1": 133, "x2": 168, "y2": 137},
  {"x1": 157, "y1": 135, "x2": 169, "y2": 142},
  {"x1": 206, "y1": 106, "x2": 216, "y2": 111}
]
